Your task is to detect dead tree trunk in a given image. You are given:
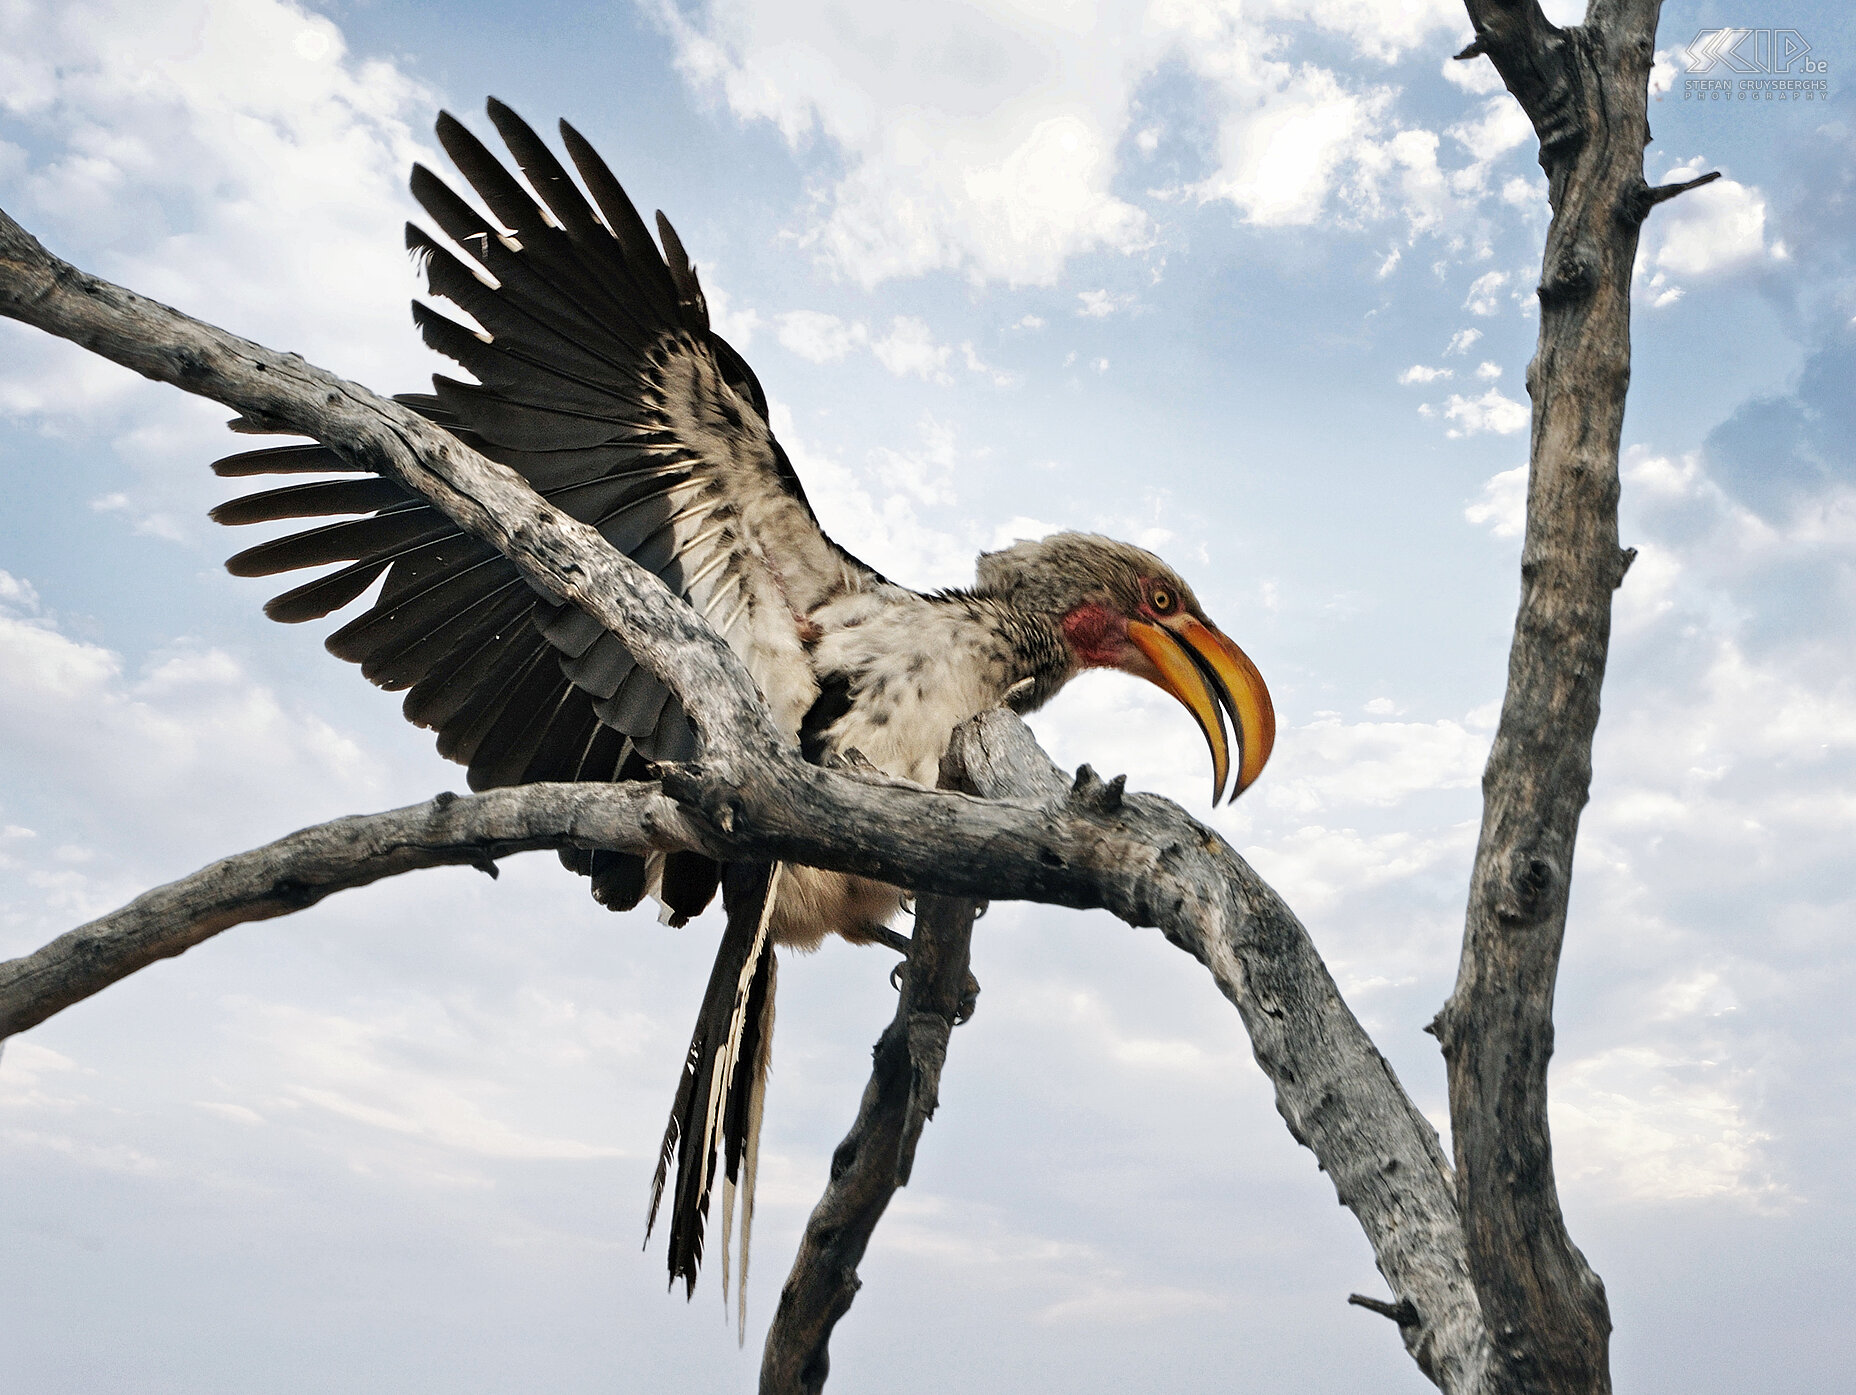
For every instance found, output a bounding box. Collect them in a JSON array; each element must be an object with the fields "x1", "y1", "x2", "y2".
[
  {"x1": 1436, "y1": 3, "x2": 1713, "y2": 1393},
  {"x1": 0, "y1": 4, "x2": 1716, "y2": 1388}
]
